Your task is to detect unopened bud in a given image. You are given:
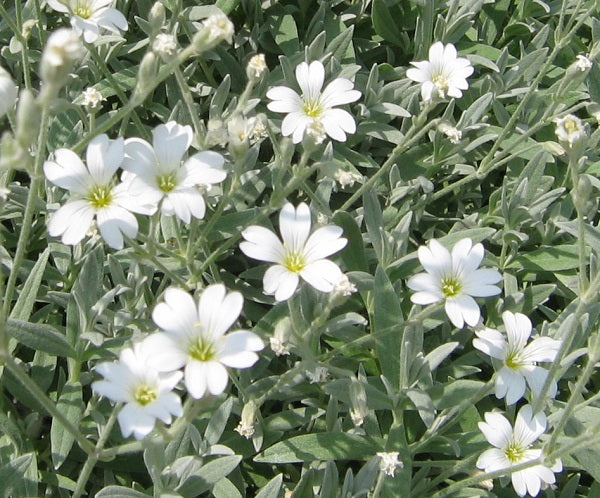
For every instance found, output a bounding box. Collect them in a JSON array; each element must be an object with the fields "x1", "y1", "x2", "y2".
[
  {"x1": 22, "y1": 20, "x2": 36, "y2": 41},
  {"x1": 235, "y1": 400, "x2": 258, "y2": 439},
  {"x1": 193, "y1": 12, "x2": 234, "y2": 52},
  {"x1": 246, "y1": 54, "x2": 267, "y2": 82},
  {"x1": 149, "y1": 2, "x2": 166, "y2": 35},
  {"x1": 0, "y1": 66, "x2": 17, "y2": 117},
  {"x1": 270, "y1": 317, "x2": 291, "y2": 356},
  {"x1": 133, "y1": 52, "x2": 158, "y2": 102},
  {"x1": 15, "y1": 89, "x2": 40, "y2": 148},
  {"x1": 227, "y1": 115, "x2": 251, "y2": 158},
  {"x1": 349, "y1": 376, "x2": 368, "y2": 427},
  {"x1": 40, "y1": 29, "x2": 84, "y2": 97}
]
